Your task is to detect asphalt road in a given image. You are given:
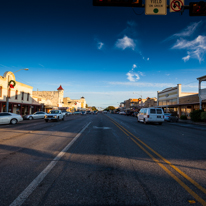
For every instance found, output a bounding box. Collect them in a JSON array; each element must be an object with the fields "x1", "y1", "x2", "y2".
[{"x1": 0, "y1": 113, "x2": 205, "y2": 206}]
